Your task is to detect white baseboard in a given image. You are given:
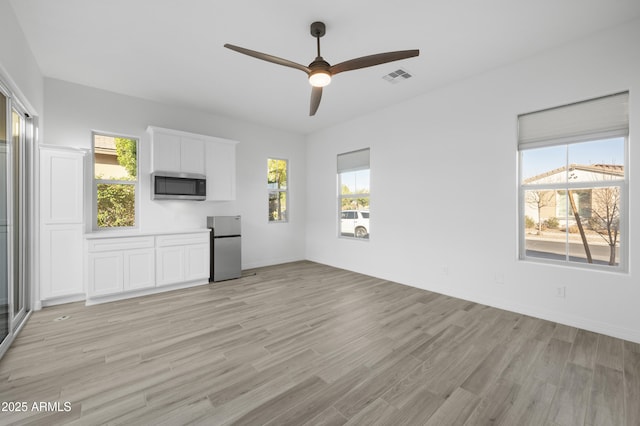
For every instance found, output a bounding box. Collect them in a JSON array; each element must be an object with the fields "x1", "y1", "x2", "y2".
[
  {"x1": 40, "y1": 294, "x2": 86, "y2": 308},
  {"x1": 307, "y1": 258, "x2": 640, "y2": 345},
  {"x1": 477, "y1": 293, "x2": 640, "y2": 344},
  {"x1": 242, "y1": 256, "x2": 306, "y2": 271},
  {"x1": 85, "y1": 279, "x2": 210, "y2": 306},
  {"x1": 407, "y1": 281, "x2": 640, "y2": 345}
]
